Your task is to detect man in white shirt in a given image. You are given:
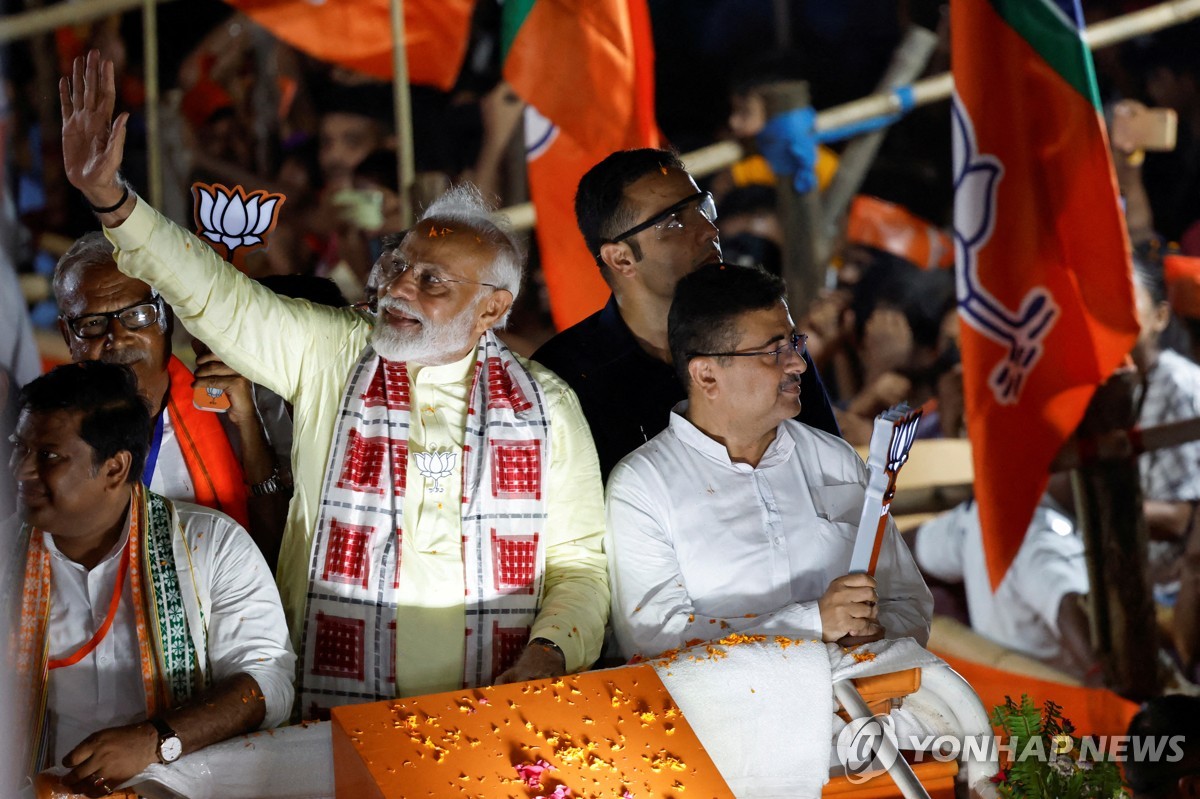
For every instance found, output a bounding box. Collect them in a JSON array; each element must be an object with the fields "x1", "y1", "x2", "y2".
[
  {"x1": 8, "y1": 361, "x2": 293, "y2": 797},
  {"x1": 606, "y1": 264, "x2": 932, "y2": 661},
  {"x1": 913, "y1": 494, "x2": 1095, "y2": 678}
]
